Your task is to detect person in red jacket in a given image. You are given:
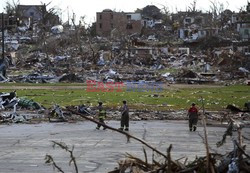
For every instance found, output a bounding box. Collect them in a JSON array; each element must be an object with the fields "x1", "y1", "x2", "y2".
[{"x1": 188, "y1": 103, "x2": 198, "y2": 131}]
